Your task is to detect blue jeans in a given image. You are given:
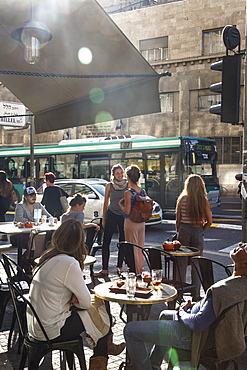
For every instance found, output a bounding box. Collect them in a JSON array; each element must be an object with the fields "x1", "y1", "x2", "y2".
[{"x1": 124, "y1": 310, "x2": 192, "y2": 370}]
